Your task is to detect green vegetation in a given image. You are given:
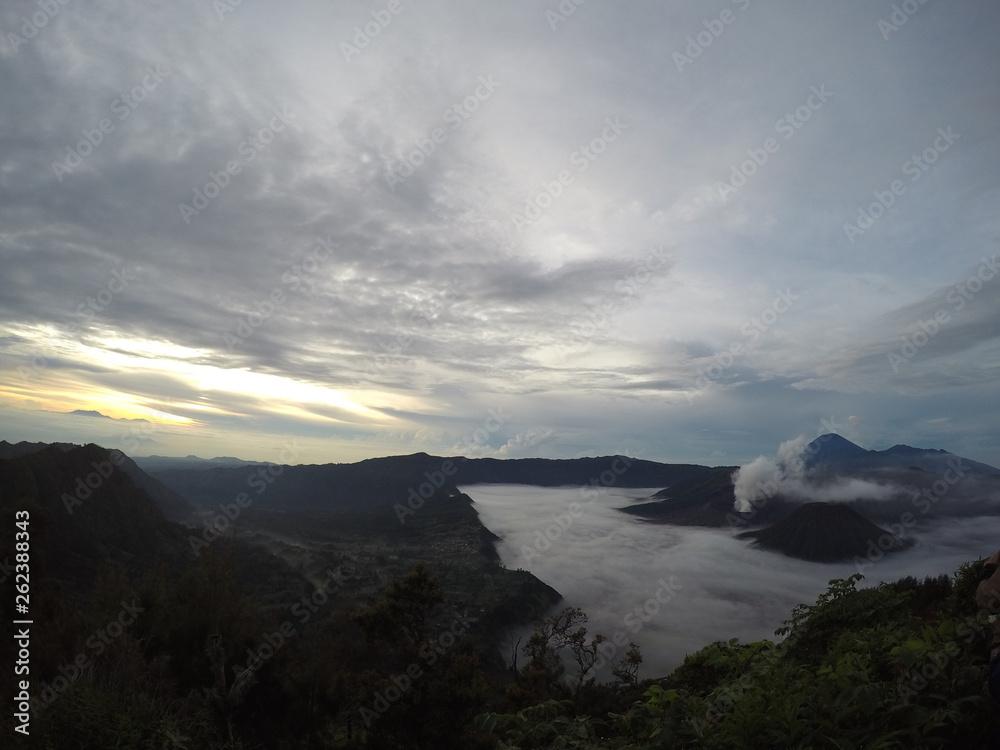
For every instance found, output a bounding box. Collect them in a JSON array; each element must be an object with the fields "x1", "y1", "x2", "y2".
[
  {"x1": 6, "y1": 533, "x2": 1000, "y2": 747},
  {"x1": 476, "y1": 565, "x2": 1000, "y2": 749},
  {"x1": 5, "y1": 445, "x2": 1000, "y2": 748},
  {"x1": 0, "y1": 445, "x2": 560, "y2": 748}
]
